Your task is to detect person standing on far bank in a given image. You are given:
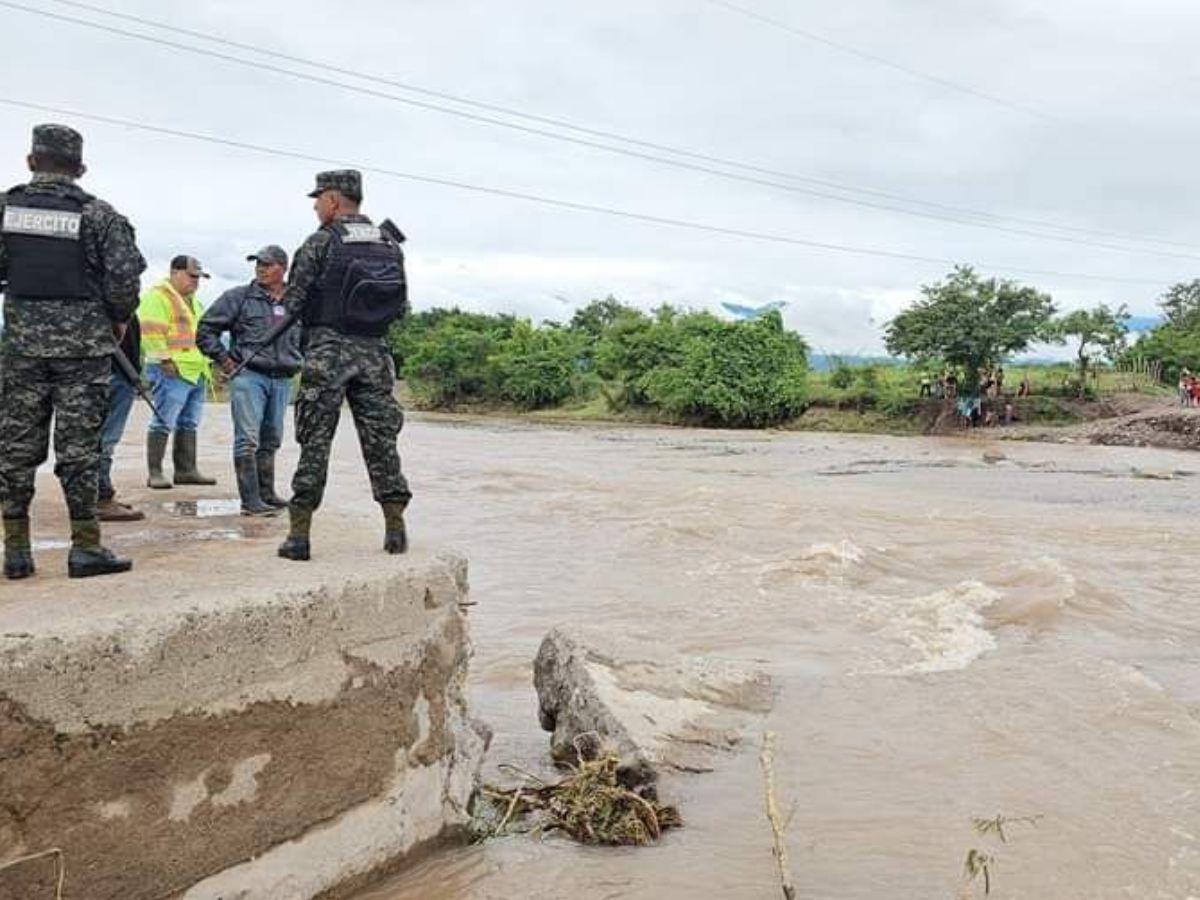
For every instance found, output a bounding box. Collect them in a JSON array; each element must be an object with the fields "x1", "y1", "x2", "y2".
[
  {"x1": 0, "y1": 124, "x2": 146, "y2": 579},
  {"x1": 197, "y1": 245, "x2": 301, "y2": 516},
  {"x1": 139, "y1": 255, "x2": 218, "y2": 489},
  {"x1": 277, "y1": 170, "x2": 411, "y2": 561}
]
